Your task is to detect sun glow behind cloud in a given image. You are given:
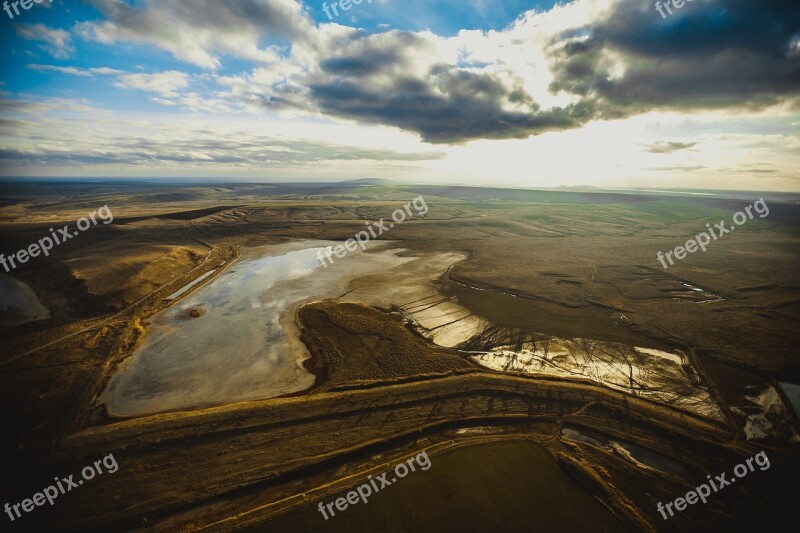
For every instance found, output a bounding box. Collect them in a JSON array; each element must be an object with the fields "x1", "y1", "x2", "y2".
[{"x1": 0, "y1": 0, "x2": 798, "y2": 190}]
